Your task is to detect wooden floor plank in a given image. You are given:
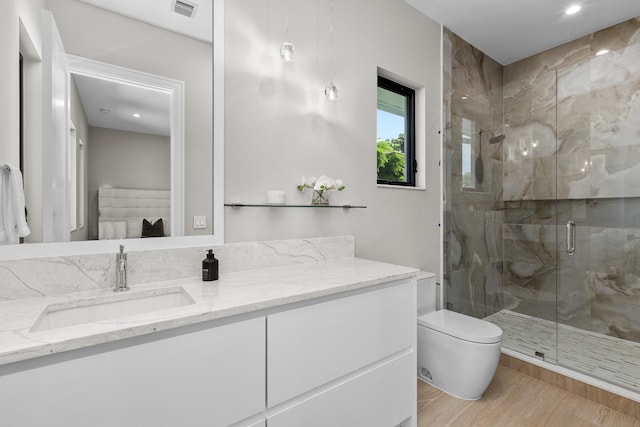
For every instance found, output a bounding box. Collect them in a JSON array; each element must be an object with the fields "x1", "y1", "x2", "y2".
[{"x1": 417, "y1": 365, "x2": 640, "y2": 426}]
